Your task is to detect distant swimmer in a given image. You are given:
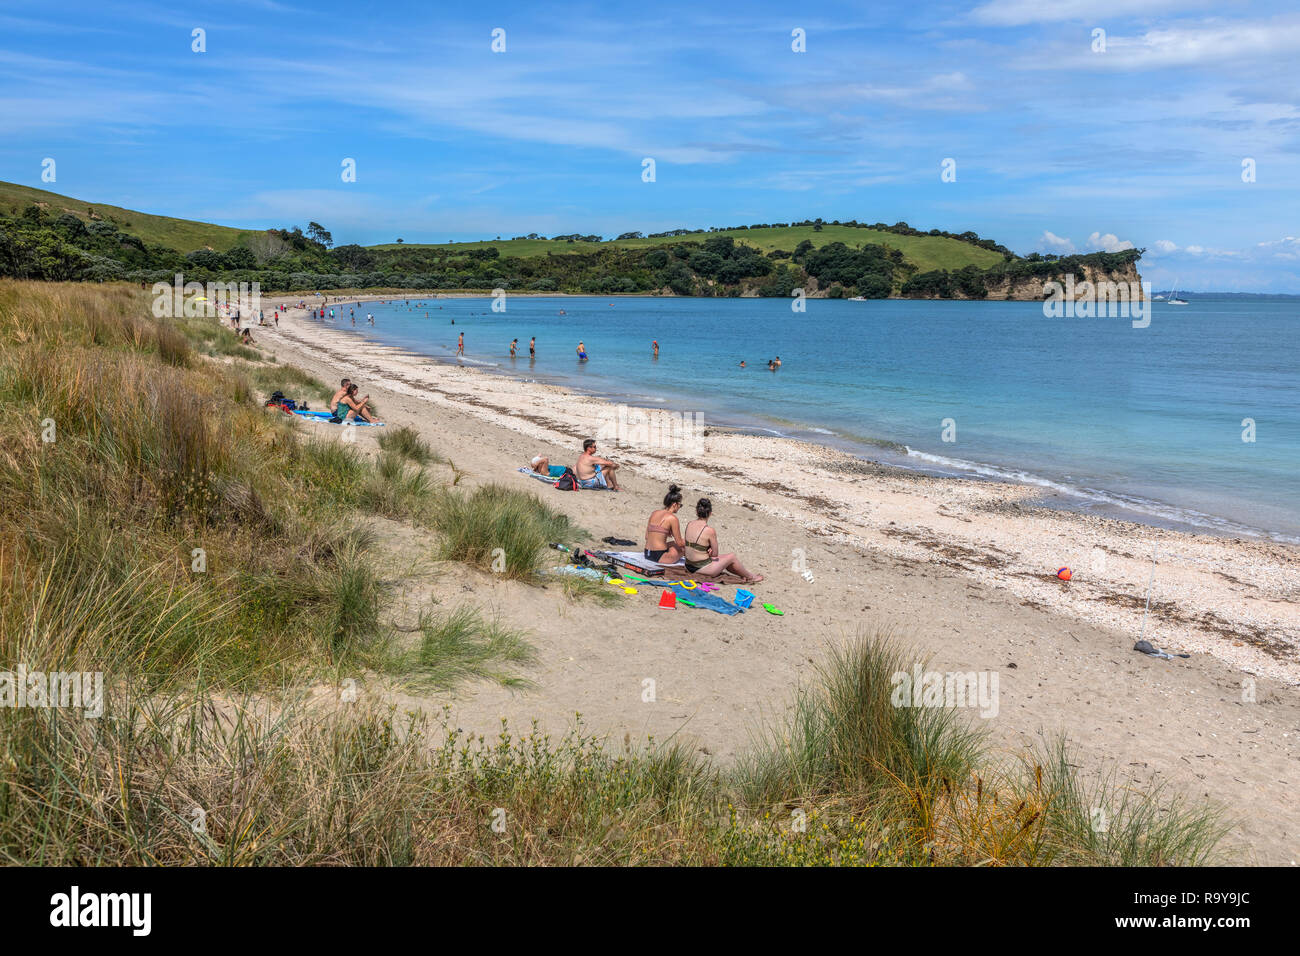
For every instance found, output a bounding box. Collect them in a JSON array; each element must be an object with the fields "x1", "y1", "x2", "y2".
[
  {"x1": 457, "y1": 332, "x2": 464, "y2": 356},
  {"x1": 739, "y1": 360, "x2": 746, "y2": 368},
  {"x1": 577, "y1": 341, "x2": 588, "y2": 361},
  {"x1": 510, "y1": 338, "x2": 518, "y2": 358},
  {"x1": 774, "y1": 356, "x2": 782, "y2": 368},
  {"x1": 558, "y1": 309, "x2": 566, "y2": 315},
  {"x1": 652, "y1": 340, "x2": 659, "y2": 358},
  {"x1": 529, "y1": 336, "x2": 535, "y2": 357}
]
